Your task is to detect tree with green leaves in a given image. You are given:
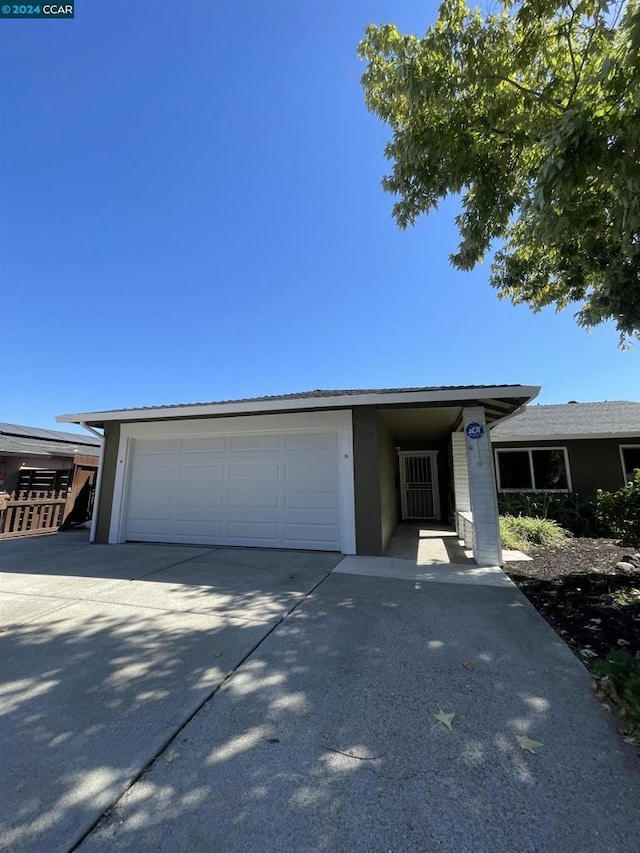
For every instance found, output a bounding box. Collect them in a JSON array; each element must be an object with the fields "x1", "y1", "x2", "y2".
[{"x1": 359, "y1": 0, "x2": 640, "y2": 343}]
